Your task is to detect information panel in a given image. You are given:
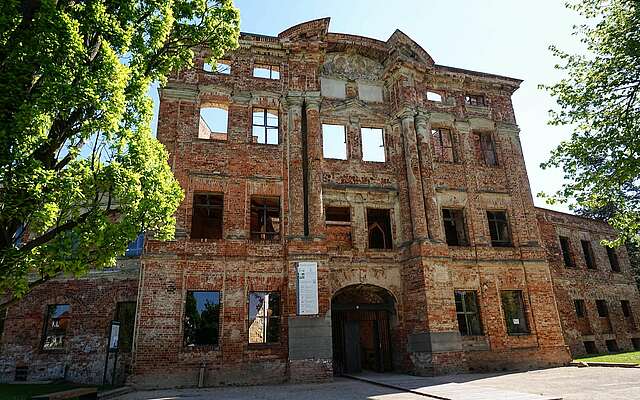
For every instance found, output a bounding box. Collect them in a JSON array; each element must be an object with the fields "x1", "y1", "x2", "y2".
[{"x1": 296, "y1": 262, "x2": 319, "y2": 315}]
